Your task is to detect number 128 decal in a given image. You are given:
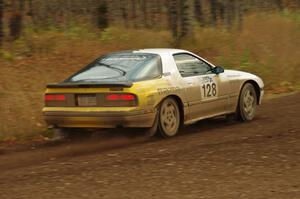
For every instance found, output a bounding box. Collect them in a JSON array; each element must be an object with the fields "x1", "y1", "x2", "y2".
[{"x1": 202, "y1": 83, "x2": 217, "y2": 98}]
